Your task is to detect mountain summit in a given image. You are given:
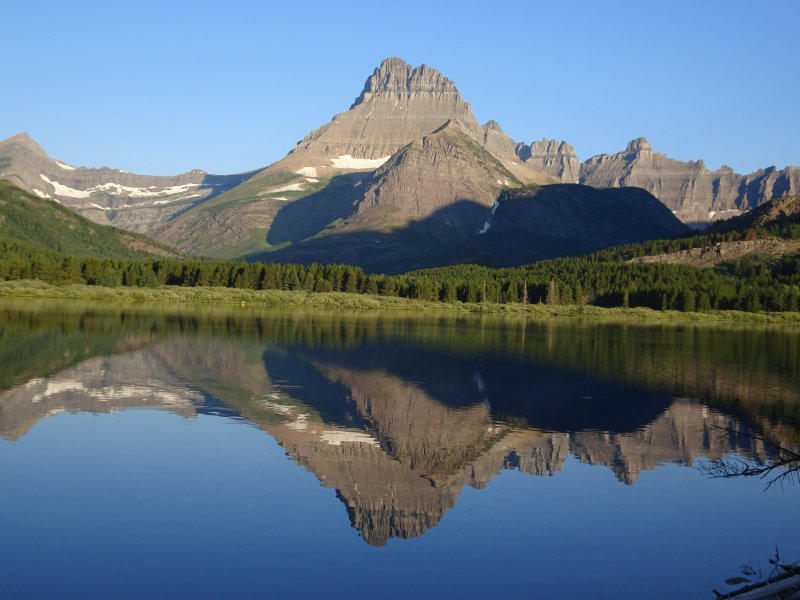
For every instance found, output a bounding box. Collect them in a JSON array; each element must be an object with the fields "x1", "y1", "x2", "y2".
[{"x1": 277, "y1": 57, "x2": 550, "y2": 185}]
